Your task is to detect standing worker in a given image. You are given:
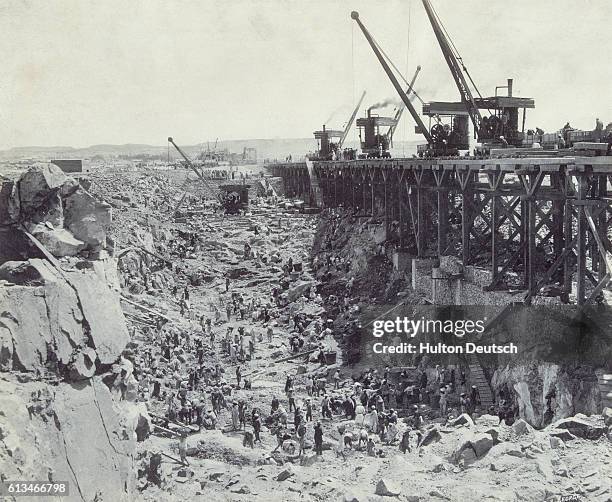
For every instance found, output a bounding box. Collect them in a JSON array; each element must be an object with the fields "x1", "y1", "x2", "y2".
[
  {"x1": 314, "y1": 422, "x2": 323, "y2": 456},
  {"x1": 253, "y1": 413, "x2": 262, "y2": 444}
]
